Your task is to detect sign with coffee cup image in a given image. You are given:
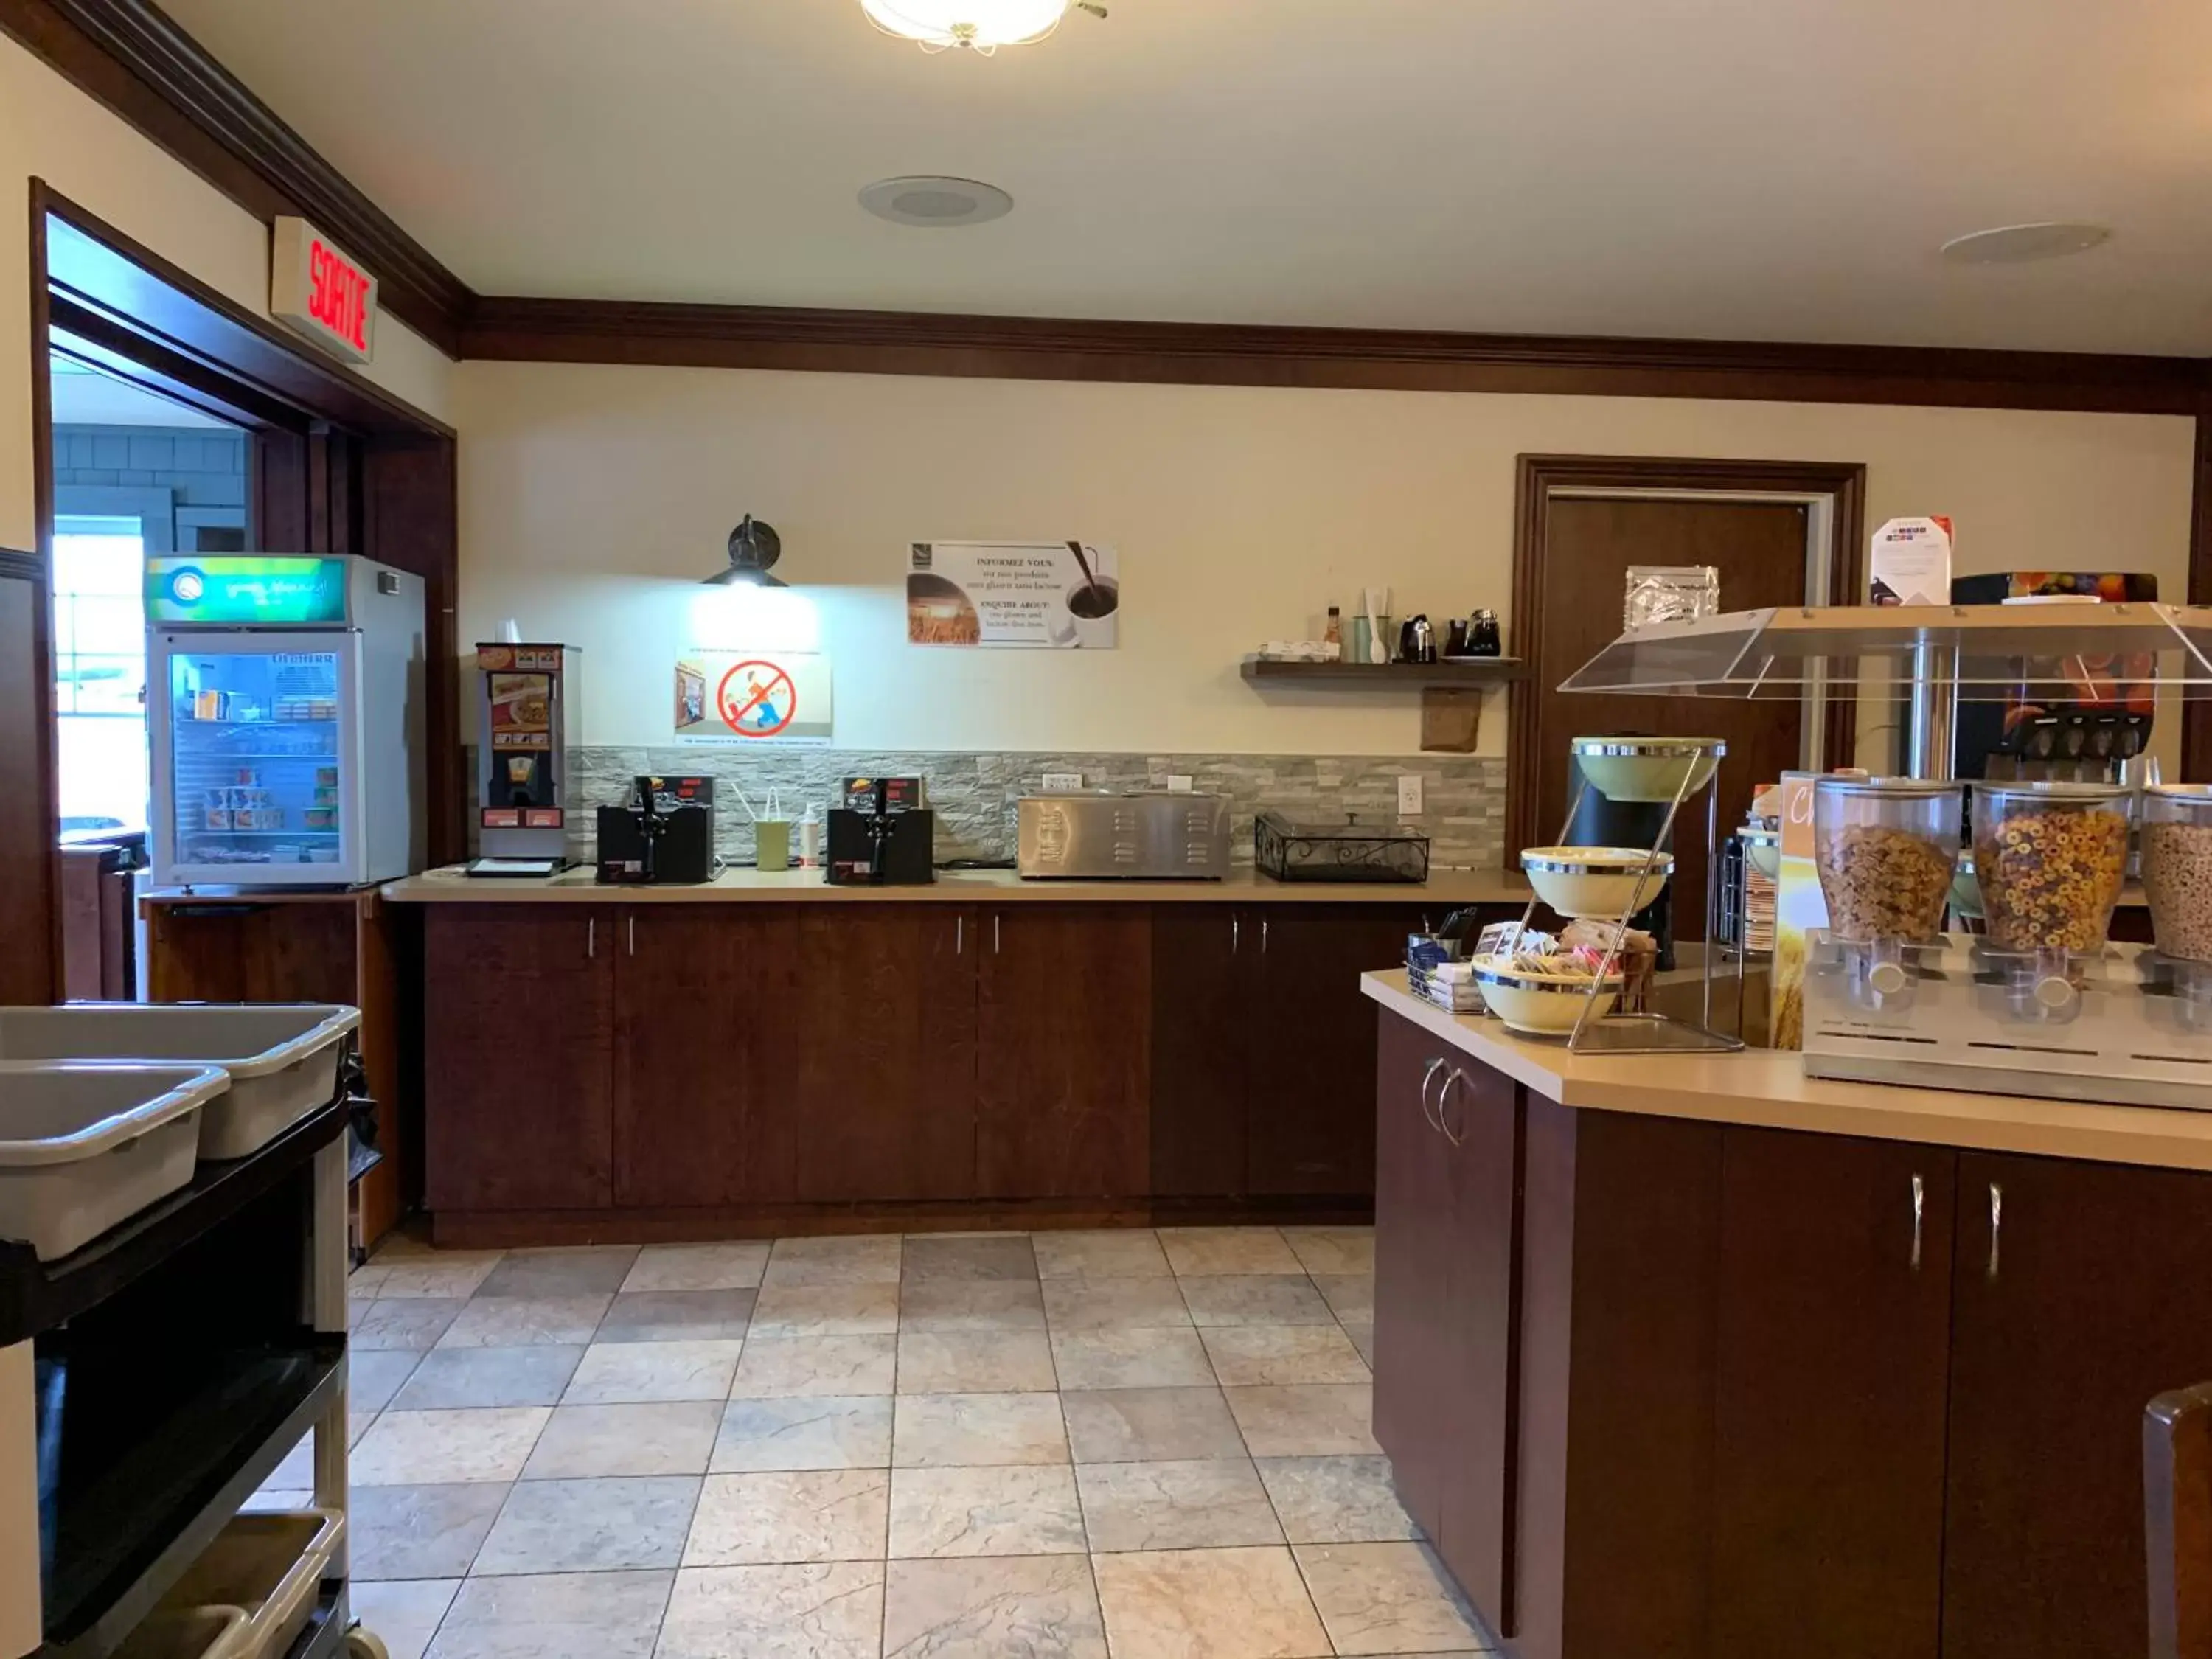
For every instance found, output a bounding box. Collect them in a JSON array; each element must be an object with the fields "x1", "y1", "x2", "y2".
[{"x1": 906, "y1": 541, "x2": 1119, "y2": 649}]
